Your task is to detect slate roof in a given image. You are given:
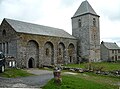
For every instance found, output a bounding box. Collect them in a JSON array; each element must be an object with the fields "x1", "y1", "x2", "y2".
[
  {"x1": 73, "y1": 0, "x2": 98, "y2": 18},
  {"x1": 4, "y1": 18, "x2": 76, "y2": 39},
  {"x1": 102, "y1": 42, "x2": 120, "y2": 49}
]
